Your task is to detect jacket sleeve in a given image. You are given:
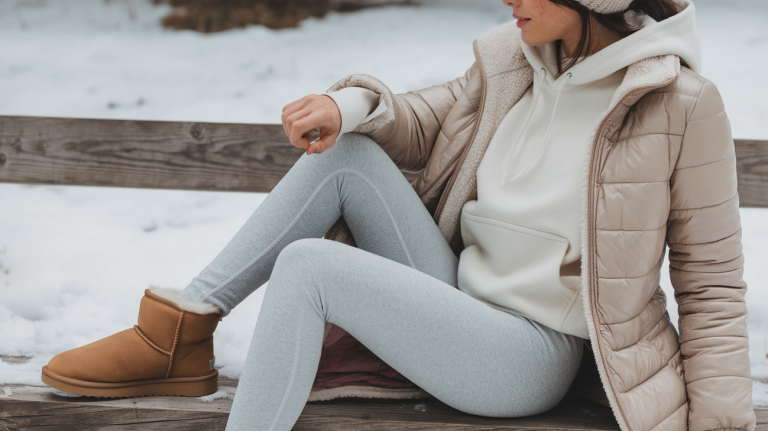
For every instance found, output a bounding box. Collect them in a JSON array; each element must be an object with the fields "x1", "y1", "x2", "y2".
[
  {"x1": 666, "y1": 80, "x2": 756, "y2": 431},
  {"x1": 325, "y1": 61, "x2": 477, "y2": 171},
  {"x1": 323, "y1": 87, "x2": 383, "y2": 136}
]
